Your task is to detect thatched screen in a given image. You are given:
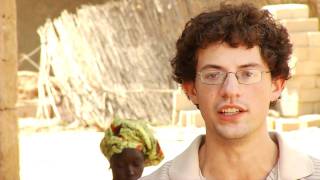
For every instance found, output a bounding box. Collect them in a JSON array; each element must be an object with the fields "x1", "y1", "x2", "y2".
[{"x1": 37, "y1": 0, "x2": 266, "y2": 128}]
